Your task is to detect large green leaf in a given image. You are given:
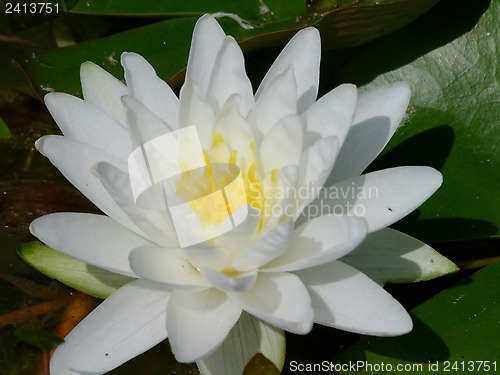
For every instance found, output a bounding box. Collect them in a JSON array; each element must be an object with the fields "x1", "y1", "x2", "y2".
[
  {"x1": 332, "y1": 262, "x2": 500, "y2": 374},
  {"x1": 17, "y1": 0, "x2": 438, "y2": 98},
  {"x1": 337, "y1": 0, "x2": 499, "y2": 242}
]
